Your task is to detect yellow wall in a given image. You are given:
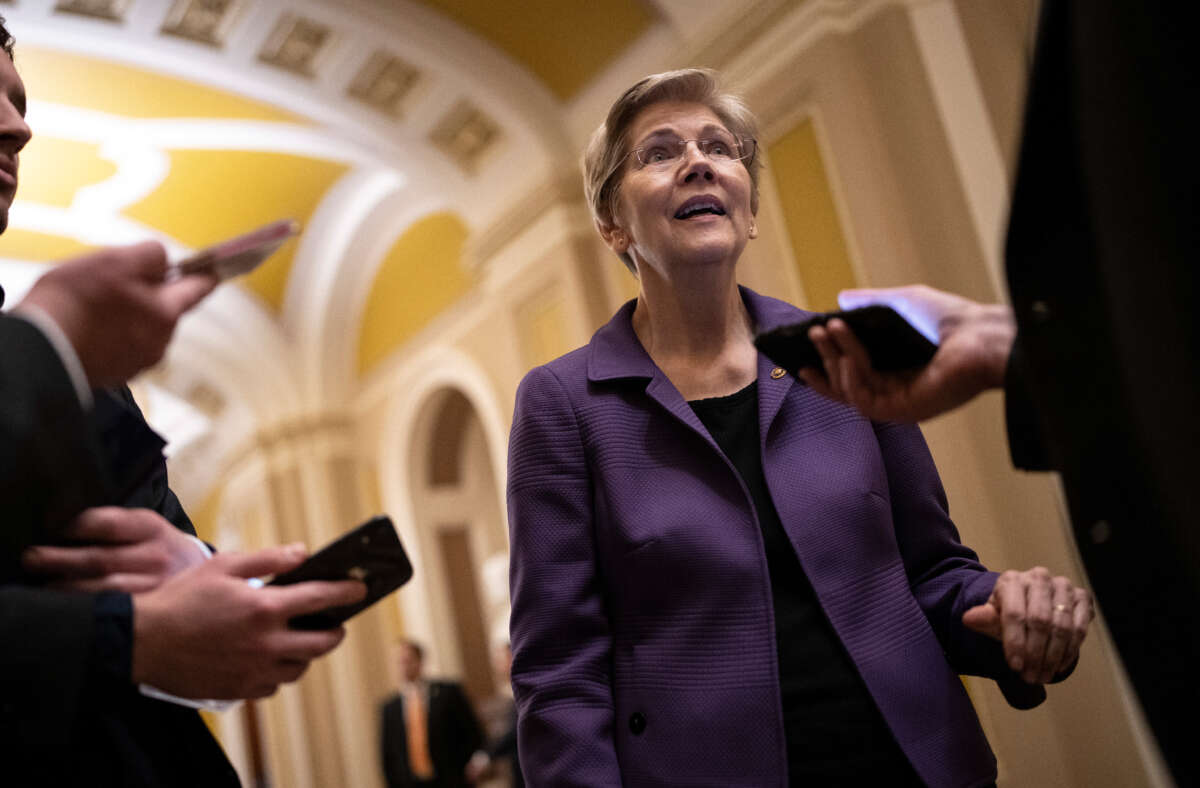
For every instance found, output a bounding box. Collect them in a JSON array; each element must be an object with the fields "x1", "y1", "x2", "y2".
[
  {"x1": 15, "y1": 46, "x2": 309, "y2": 123},
  {"x1": 766, "y1": 120, "x2": 857, "y2": 311},
  {"x1": 357, "y1": 213, "x2": 472, "y2": 376},
  {"x1": 4, "y1": 46, "x2": 350, "y2": 313},
  {"x1": 0, "y1": 228, "x2": 94, "y2": 262},
  {"x1": 123, "y1": 150, "x2": 349, "y2": 311},
  {"x1": 418, "y1": 0, "x2": 654, "y2": 99}
]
